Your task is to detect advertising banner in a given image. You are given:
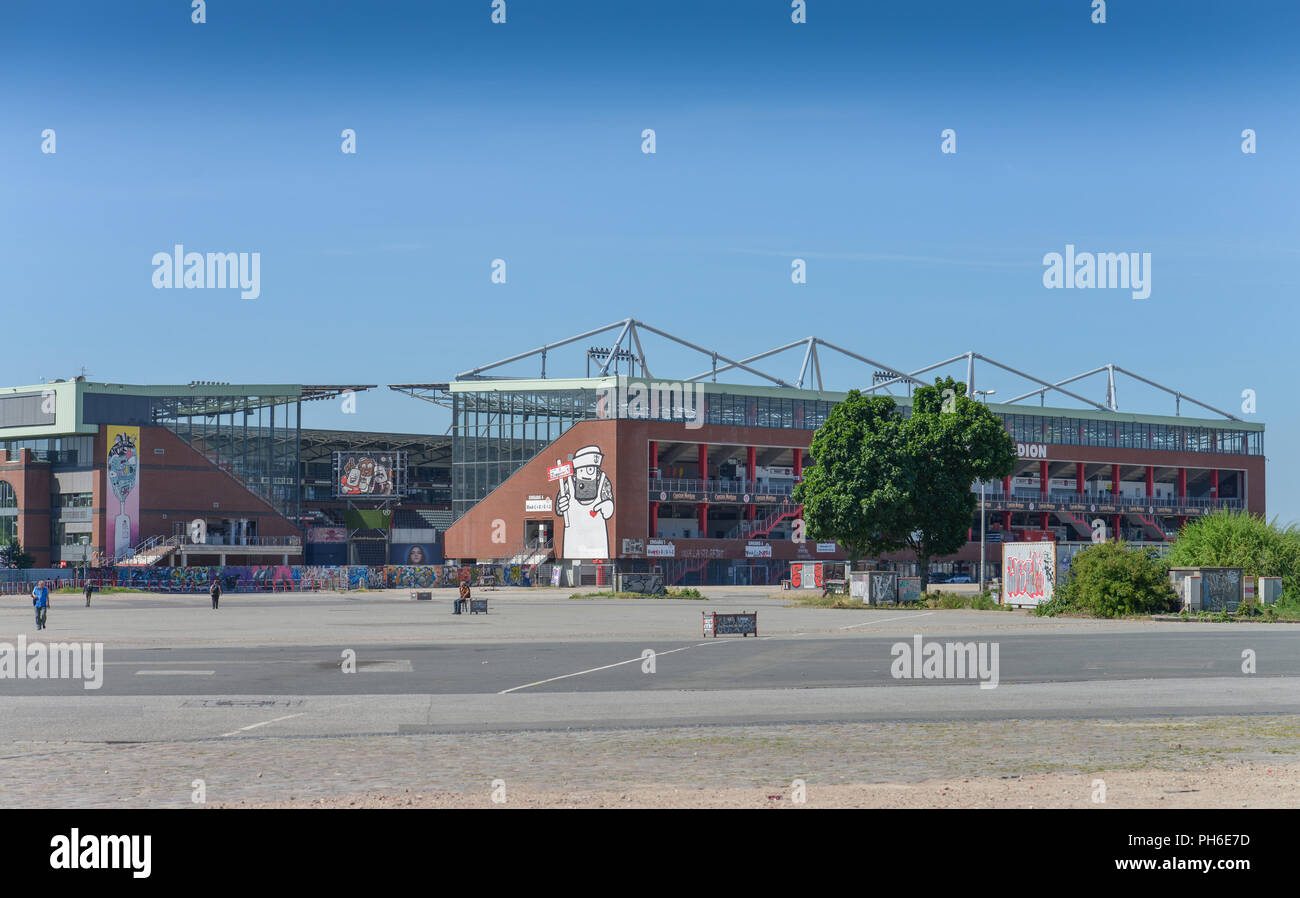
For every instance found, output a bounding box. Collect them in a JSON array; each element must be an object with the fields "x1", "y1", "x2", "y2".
[
  {"x1": 646, "y1": 540, "x2": 676, "y2": 558},
  {"x1": 336, "y1": 452, "x2": 403, "y2": 498},
  {"x1": 391, "y1": 543, "x2": 442, "y2": 565},
  {"x1": 1002, "y1": 541, "x2": 1057, "y2": 607},
  {"x1": 106, "y1": 425, "x2": 141, "y2": 560}
]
